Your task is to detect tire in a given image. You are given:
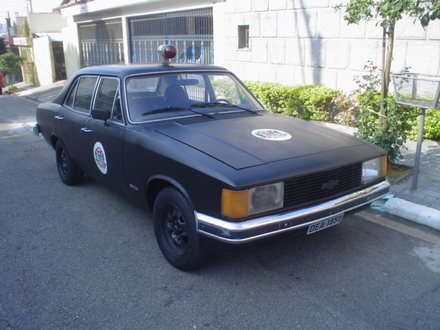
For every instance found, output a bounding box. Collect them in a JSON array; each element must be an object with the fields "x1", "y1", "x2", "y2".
[
  {"x1": 153, "y1": 187, "x2": 208, "y2": 271},
  {"x1": 55, "y1": 140, "x2": 83, "y2": 185}
]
